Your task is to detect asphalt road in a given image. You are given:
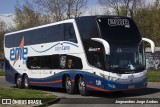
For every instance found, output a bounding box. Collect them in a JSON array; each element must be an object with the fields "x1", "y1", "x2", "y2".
[{"x1": 0, "y1": 76, "x2": 160, "y2": 107}]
